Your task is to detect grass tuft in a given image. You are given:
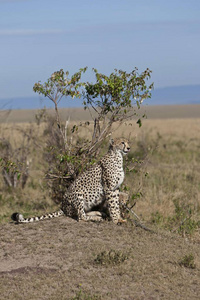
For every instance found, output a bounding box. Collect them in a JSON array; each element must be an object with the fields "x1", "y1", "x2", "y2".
[
  {"x1": 70, "y1": 288, "x2": 101, "y2": 300},
  {"x1": 178, "y1": 254, "x2": 196, "y2": 269},
  {"x1": 94, "y1": 249, "x2": 129, "y2": 266}
]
